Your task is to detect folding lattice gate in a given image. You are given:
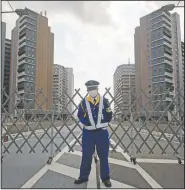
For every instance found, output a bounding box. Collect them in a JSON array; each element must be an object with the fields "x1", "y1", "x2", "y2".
[{"x1": 1, "y1": 87, "x2": 184, "y2": 164}]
